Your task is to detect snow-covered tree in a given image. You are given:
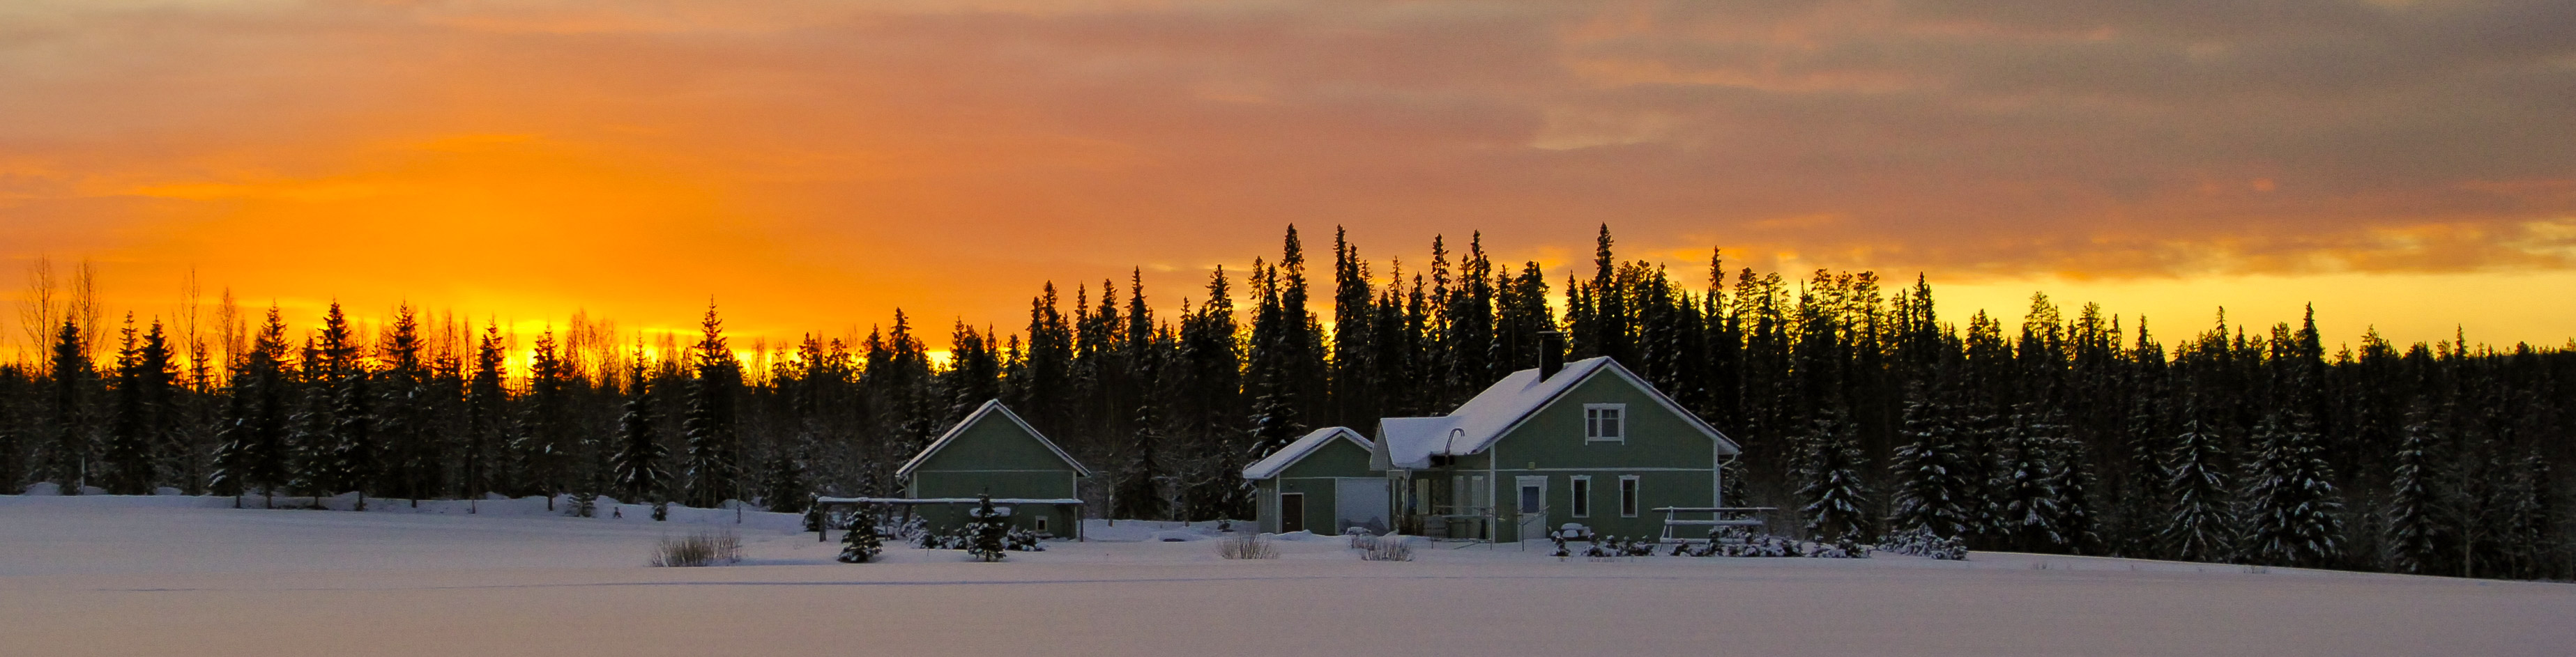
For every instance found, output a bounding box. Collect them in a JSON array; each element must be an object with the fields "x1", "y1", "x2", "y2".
[
  {"x1": 1889, "y1": 385, "x2": 1975, "y2": 539},
  {"x1": 2163, "y1": 413, "x2": 2236, "y2": 562},
  {"x1": 610, "y1": 367, "x2": 669, "y2": 505},
  {"x1": 2383, "y1": 404, "x2": 2444, "y2": 574},
  {"x1": 966, "y1": 495, "x2": 1009, "y2": 562},
  {"x1": 2241, "y1": 412, "x2": 2342, "y2": 568},
  {"x1": 838, "y1": 511, "x2": 883, "y2": 564},
  {"x1": 755, "y1": 451, "x2": 809, "y2": 514},
  {"x1": 1992, "y1": 405, "x2": 2065, "y2": 551},
  {"x1": 1798, "y1": 410, "x2": 1871, "y2": 543},
  {"x1": 2049, "y1": 435, "x2": 2103, "y2": 555},
  {"x1": 683, "y1": 304, "x2": 742, "y2": 509},
  {"x1": 326, "y1": 373, "x2": 379, "y2": 511}
]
